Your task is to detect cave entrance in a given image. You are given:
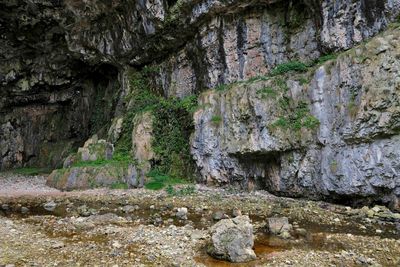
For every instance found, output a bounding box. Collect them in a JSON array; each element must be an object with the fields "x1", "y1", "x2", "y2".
[{"x1": 235, "y1": 152, "x2": 282, "y2": 191}]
